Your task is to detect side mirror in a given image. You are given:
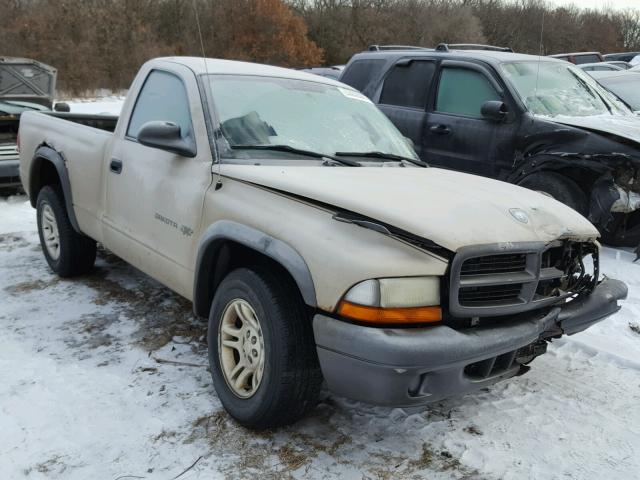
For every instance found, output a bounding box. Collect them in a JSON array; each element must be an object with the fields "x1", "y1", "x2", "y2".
[
  {"x1": 54, "y1": 102, "x2": 70, "y2": 112},
  {"x1": 137, "y1": 121, "x2": 196, "y2": 157},
  {"x1": 481, "y1": 100, "x2": 508, "y2": 122}
]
